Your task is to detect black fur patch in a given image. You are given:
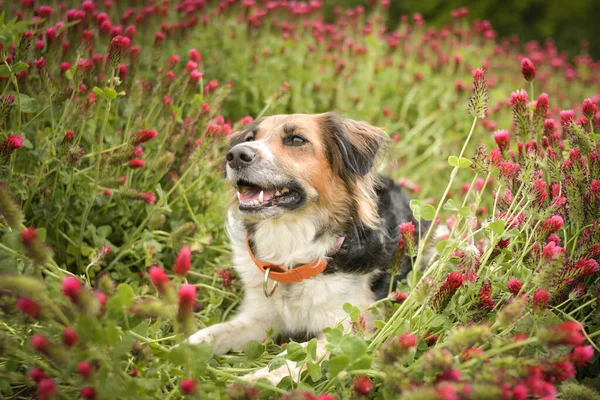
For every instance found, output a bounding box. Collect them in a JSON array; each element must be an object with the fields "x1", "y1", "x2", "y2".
[
  {"x1": 228, "y1": 120, "x2": 261, "y2": 149},
  {"x1": 325, "y1": 177, "x2": 428, "y2": 300},
  {"x1": 321, "y1": 113, "x2": 382, "y2": 184}
]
